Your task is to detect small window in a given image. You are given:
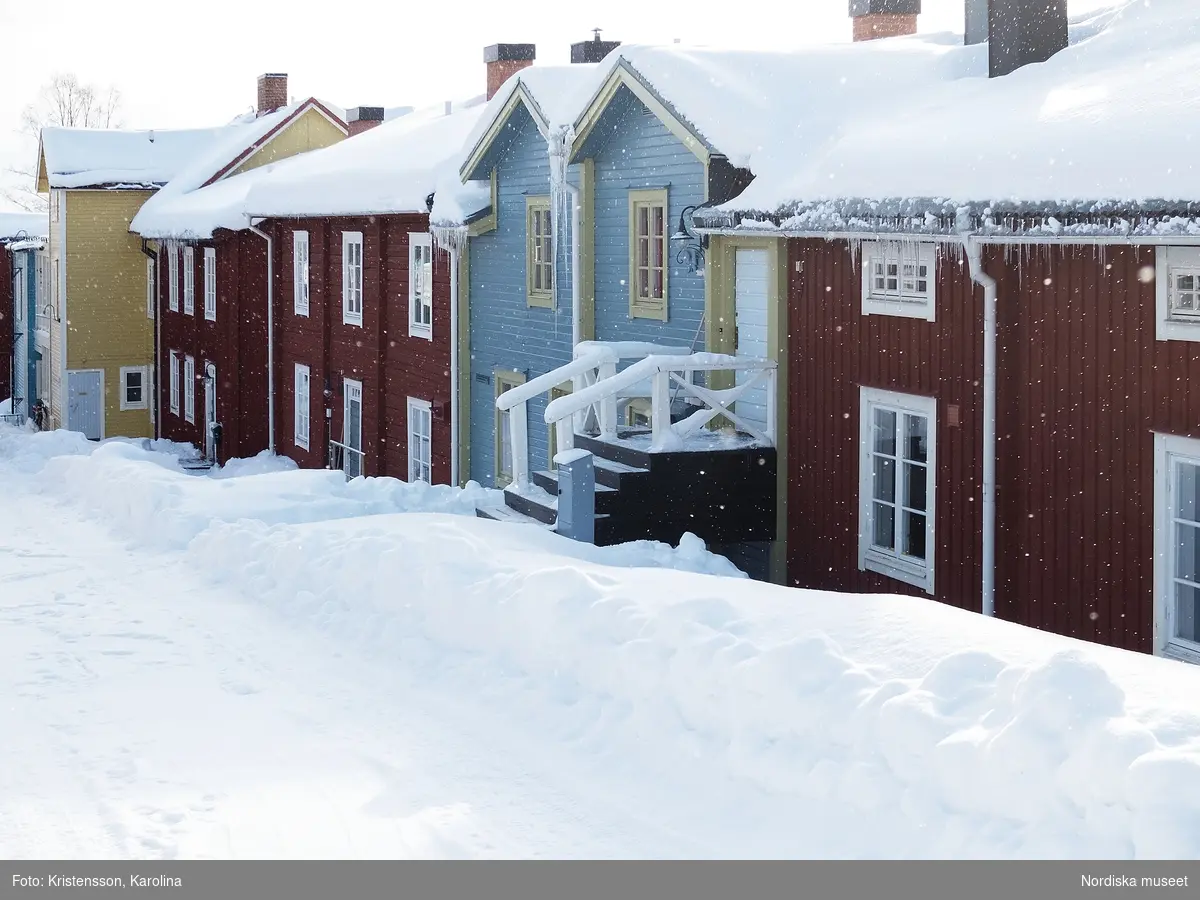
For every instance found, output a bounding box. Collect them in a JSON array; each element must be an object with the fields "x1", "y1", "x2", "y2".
[
  {"x1": 628, "y1": 189, "x2": 668, "y2": 321},
  {"x1": 183, "y1": 246, "x2": 195, "y2": 316},
  {"x1": 1156, "y1": 247, "x2": 1200, "y2": 342},
  {"x1": 859, "y1": 386, "x2": 936, "y2": 593},
  {"x1": 183, "y1": 355, "x2": 196, "y2": 423},
  {"x1": 119, "y1": 366, "x2": 148, "y2": 411},
  {"x1": 294, "y1": 363, "x2": 311, "y2": 450},
  {"x1": 169, "y1": 351, "x2": 180, "y2": 415},
  {"x1": 146, "y1": 257, "x2": 155, "y2": 320},
  {"x1": 408, "y1": 396, "x2": 433, "y2": 483},
  {"x1": 293, "y1": 231, "x2": 310, "y2": 317},
  {"x1": 203, "y1": 248, "x2": 216, "y2": 321},
  {"x1": 342, "y1": 231, "x2": 364, "y2": 326},
  {"x1": 861, "y1": 241, "x2": 937, "y2": 321},
  {"x1": 168, "y1": 245, "x2": 179, "y2": 312},
  {"x1": 409, "y1": 233, "x2": 433, "y2": 339},
  {"x1": 494, "y1": 370, "x2": 526, "y2": 488},
  {"x1": 526, "y1": 197, "x2": 553, "y2": 308},
  {"x1": 1155, "y1": 433, "x2": 1200, "y2": 663}
]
